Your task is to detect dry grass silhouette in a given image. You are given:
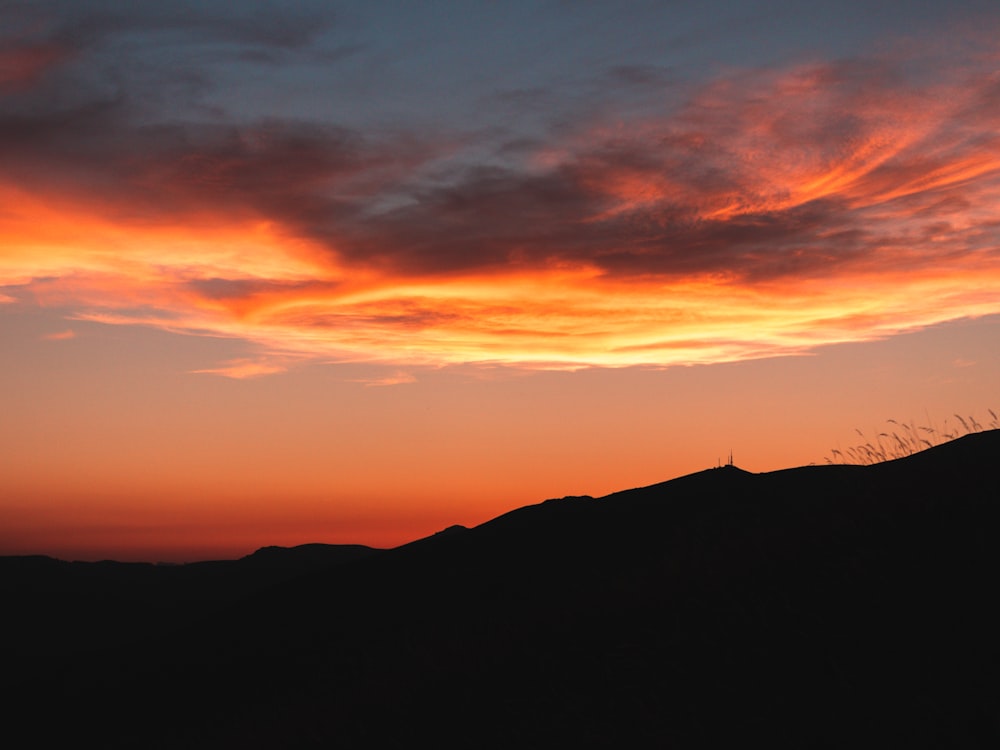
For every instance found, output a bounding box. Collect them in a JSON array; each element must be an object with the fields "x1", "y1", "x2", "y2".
[{"x1": 826, "y1": 409, "x2": 999, "y2": 465}]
